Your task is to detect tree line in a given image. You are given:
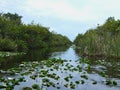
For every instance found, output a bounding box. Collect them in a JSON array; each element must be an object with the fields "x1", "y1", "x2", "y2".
[
  {"x1": 74, "y1": 17, "x2": 120, "y2": 58},
  {"x1": 0, "y1": 12, "x2": 71, "y2": 52}
]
